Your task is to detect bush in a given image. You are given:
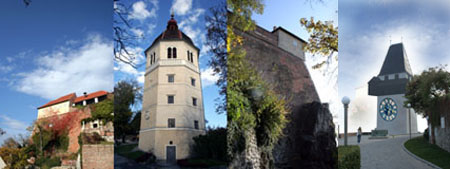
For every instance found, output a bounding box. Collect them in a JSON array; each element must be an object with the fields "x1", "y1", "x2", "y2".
[
  {"x1": 36, "y1": 156, "x2": 61, "y2": 169},
  {"x1": 135, "y1": 152, "x2": 156, "y2": 163},
  {"x1": 79, "y1": 132, "x2": 105, "y2": 144},
  {"x1": 338, "y1": 146, "x2": 360, "y2": 169},
  {"x1": 423, "y1": 128, "x2": 429, "y2": 141},
  {"x1": 192, "y1": 127, "x2": 228, "y2": 162}
]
